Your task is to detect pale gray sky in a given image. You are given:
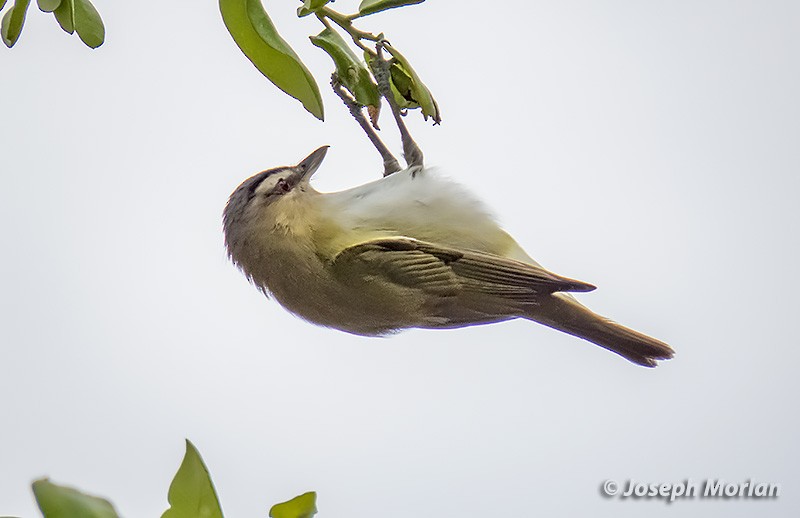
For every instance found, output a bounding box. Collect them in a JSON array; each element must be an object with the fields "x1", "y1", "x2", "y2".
[{"x1": 2, "y1": 1, "x2": 799, "y2": 517}]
